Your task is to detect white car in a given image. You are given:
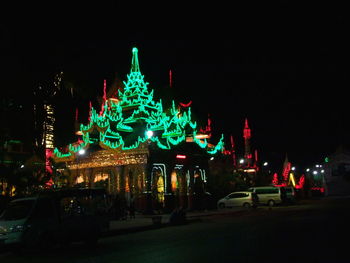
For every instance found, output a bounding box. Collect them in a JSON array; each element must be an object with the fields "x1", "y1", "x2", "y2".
[{"x1": 217, "y1": 191, "x2": 258, "y2": 209}]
